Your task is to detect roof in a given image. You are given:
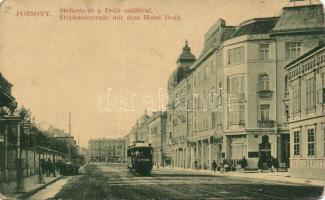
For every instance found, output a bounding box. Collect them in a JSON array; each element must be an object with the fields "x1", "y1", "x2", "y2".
[
  {"x1": 177, "y1": 40, "x2": 196, "y2": 62},
  {"x1": 271, "y1": 4, "x2": 324, "y2": 34},
  {"x1": 285, "y1": 43, "x2": 325, "y2": 69},
  {"x1": 168, "y1": 41, "x2": 196, "y2": 91},
  {"x1": 200, "y1": 25, "x2": 236, "y2": 56},
  {"x1": 230, "y1": 17, "x2": 278, "y2": 39},
  {"x1": 0, "y1": 72, "x2": 13, "y2": 87}
]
